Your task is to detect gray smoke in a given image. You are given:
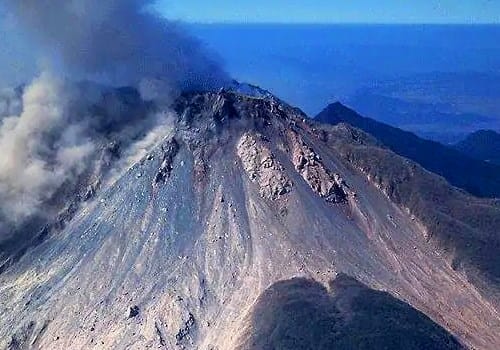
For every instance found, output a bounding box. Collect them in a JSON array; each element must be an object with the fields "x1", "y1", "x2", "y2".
[
  {"x1": 0, "y1": 0, "x2": 229, "y2": 235},
  {"x1": 3, "y1": 0, "x2": 229, "y2": 91},
  {"x1": 0, "y1": 73, "x2": 95, "y2": 224}
]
